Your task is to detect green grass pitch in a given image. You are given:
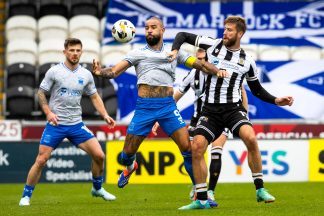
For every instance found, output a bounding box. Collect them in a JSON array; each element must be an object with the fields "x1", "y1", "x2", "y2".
[{"x1": 1, "y1": 182, "x2": 323, "y2": 216}]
